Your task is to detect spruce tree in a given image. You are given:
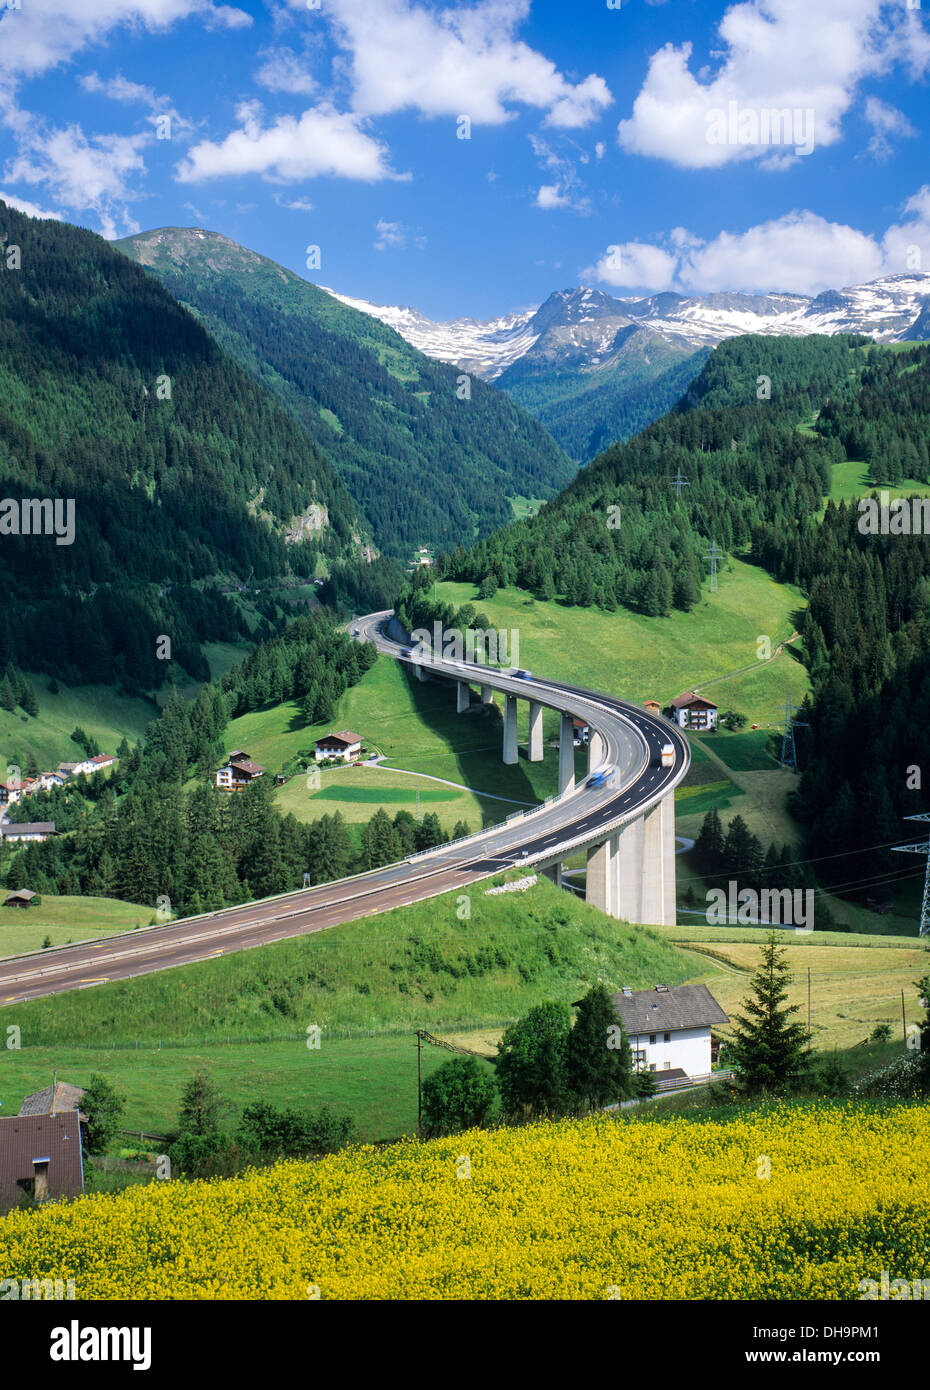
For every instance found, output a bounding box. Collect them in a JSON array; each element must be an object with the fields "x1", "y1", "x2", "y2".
[
  {"x1": 564, "y1": 984, "x2": 634, "y2": 1112},
  {"x1": 727, "y1": 932, "x2": 810, "y2": 1095}
]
